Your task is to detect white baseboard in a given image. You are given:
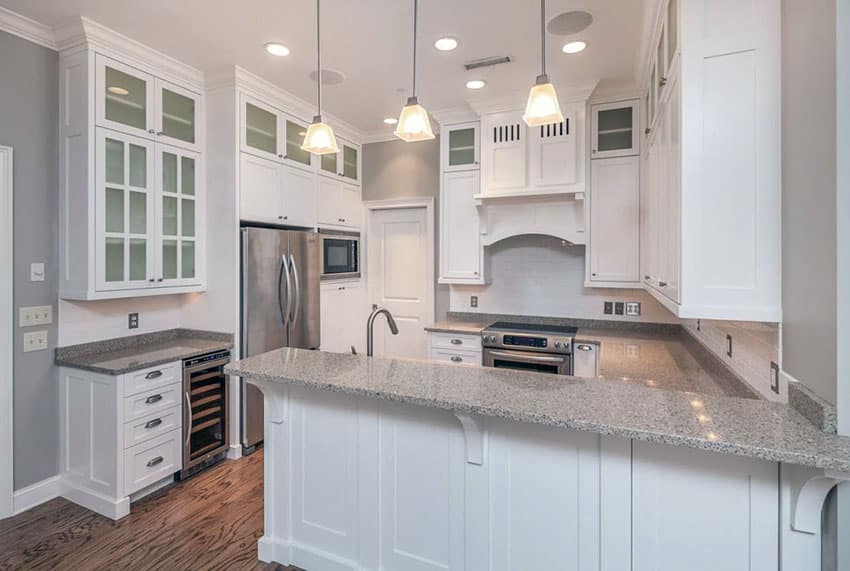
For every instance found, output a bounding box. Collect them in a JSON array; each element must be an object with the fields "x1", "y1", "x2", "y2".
[
  {"x1": 62, "y1": 481, "x2": 130, "y2": 520},
  {"x1": 258, "y1": 537, "x2": 359, "y2": 571},
  {"x1": 13, "y1": 475, "x2": 61, "y2": 515}
]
